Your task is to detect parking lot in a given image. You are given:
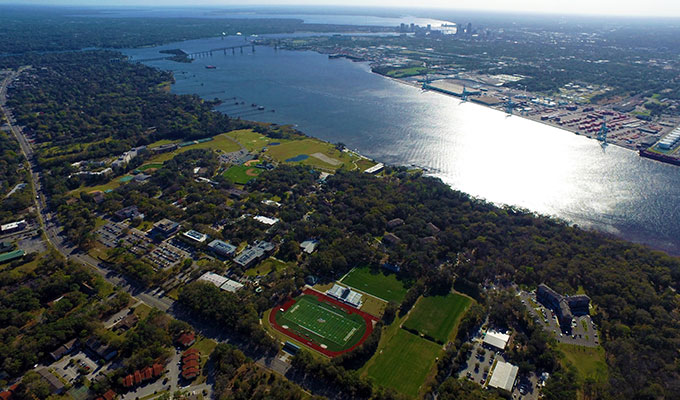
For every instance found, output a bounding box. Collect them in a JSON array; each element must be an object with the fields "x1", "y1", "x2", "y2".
[{"x1": 519, "y1": 291, "x2": 599, "y2": 347}]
